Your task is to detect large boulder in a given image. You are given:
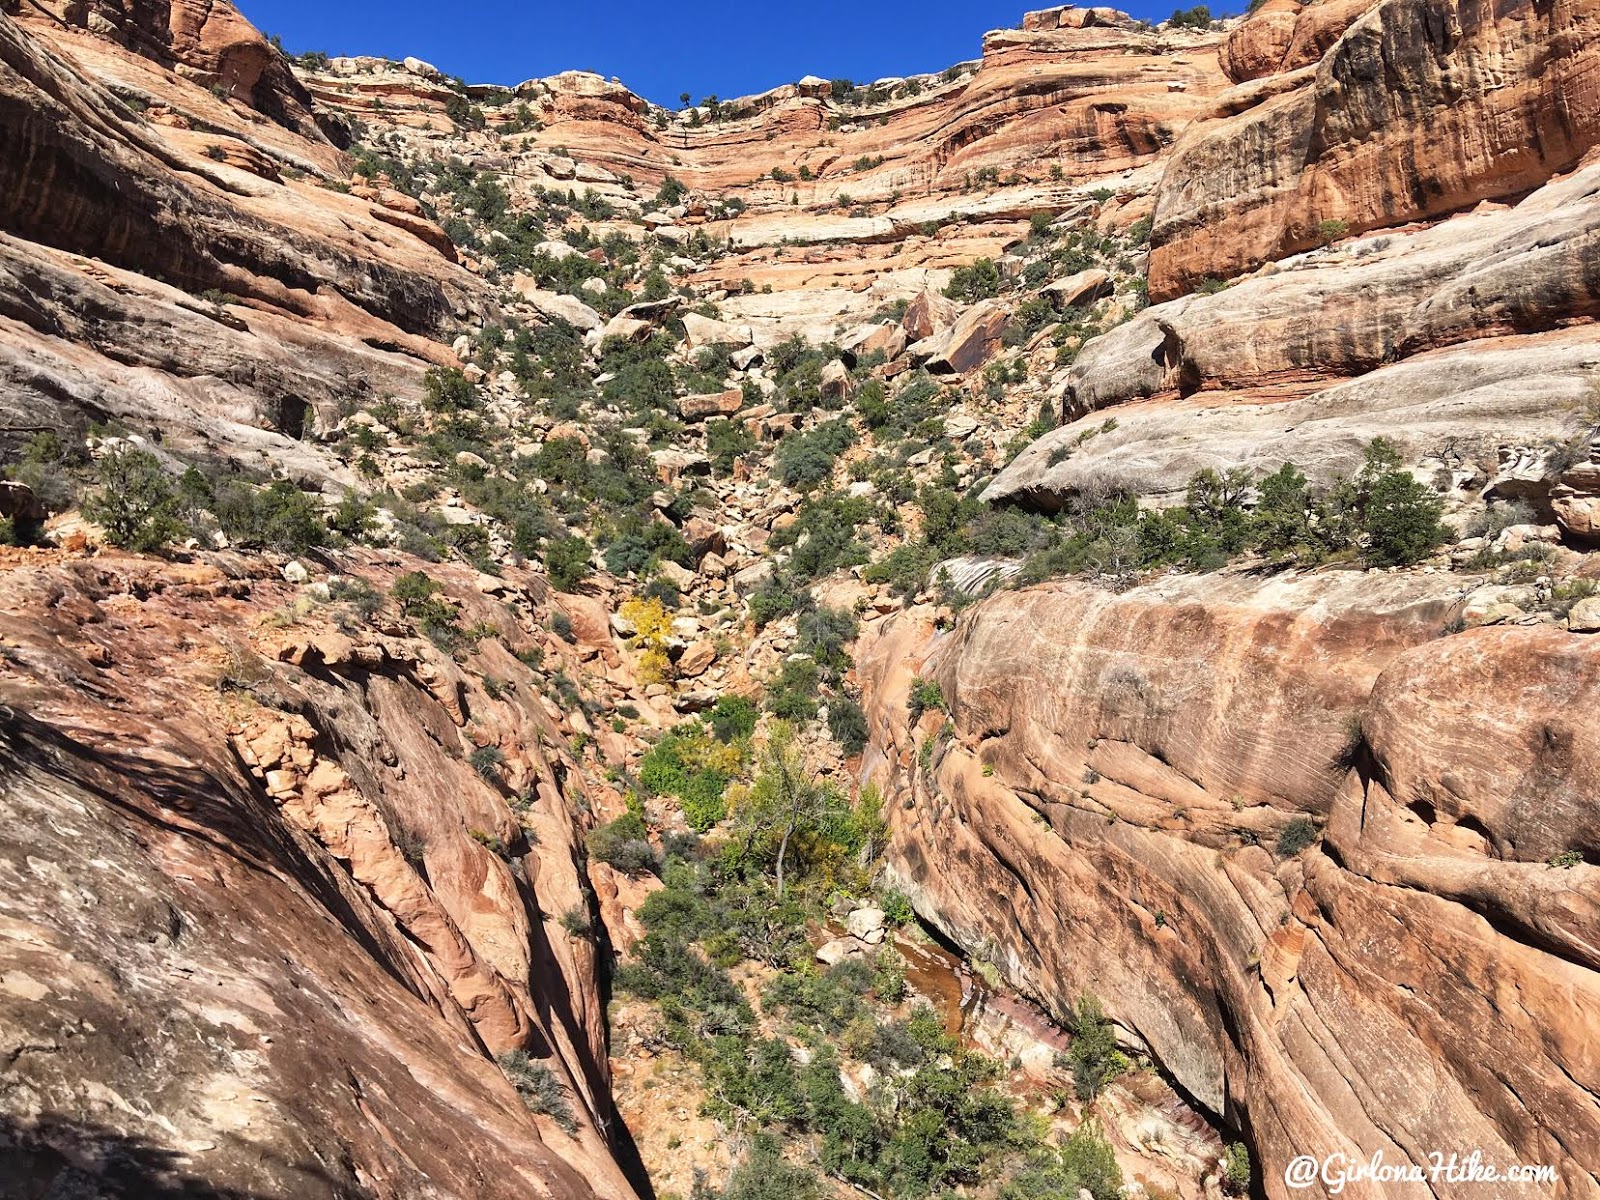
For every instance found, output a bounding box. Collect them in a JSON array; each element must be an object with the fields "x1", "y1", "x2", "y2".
[
  {"x1": 681, "y1": 312, "x2": 754, "y2": 352},
  {"x1": 909, "y1": 300, "x2": 1010, "y2": 375},
  {"x1": 901, "y1": 290, "x2": 960, "y2": 342},
  {"x1": 1042, "y1": 268, "x2": 1112, "y2": 310},
  {"x1": 839, "y1": 321, "x2": 908, "y2": 365},
  {"x1": 508, "y1": 278, "x2": 603, "y2": 330},
  {"x1": 676, "y1": 390, "x2": 745, "y2": 421}
]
